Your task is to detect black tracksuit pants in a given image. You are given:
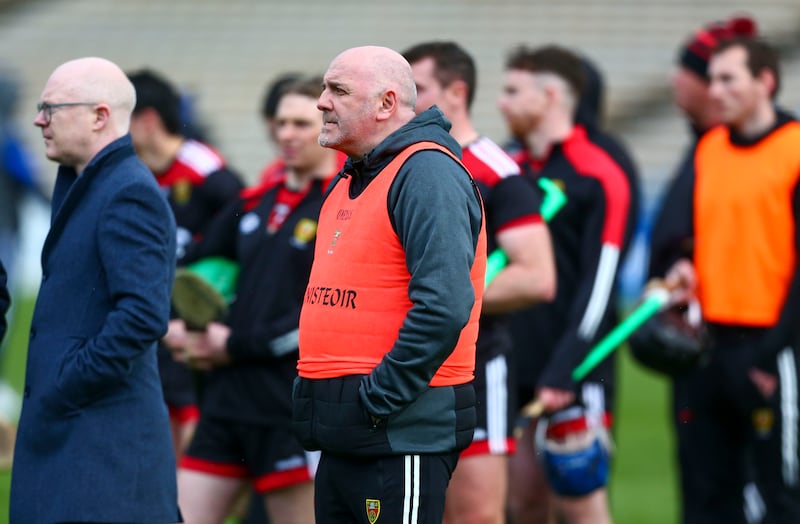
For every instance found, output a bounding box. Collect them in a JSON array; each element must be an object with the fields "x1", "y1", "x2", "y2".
[
  {"x1": 314, "y1": 451, "x2": 459, "y2": 524},
  {"x1": 673, "y1": 325, "x2": 800, "y2": 524}
]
